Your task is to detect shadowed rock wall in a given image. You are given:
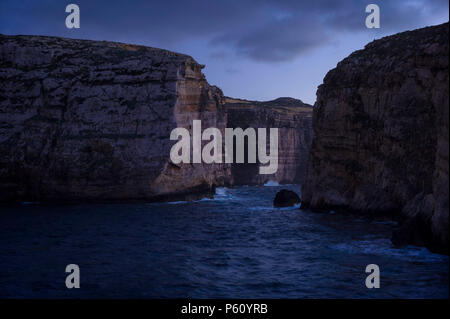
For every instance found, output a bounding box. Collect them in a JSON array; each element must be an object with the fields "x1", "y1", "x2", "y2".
[
  {"x1": 225, "y1": 97, "x2": 313, "y2": 185},
  {"x1": 302, "y1": 23, "x2": 449, "y2": 254},
  {"x1": 0, "y1": 35, "x2": 230, "y2": 202}
]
